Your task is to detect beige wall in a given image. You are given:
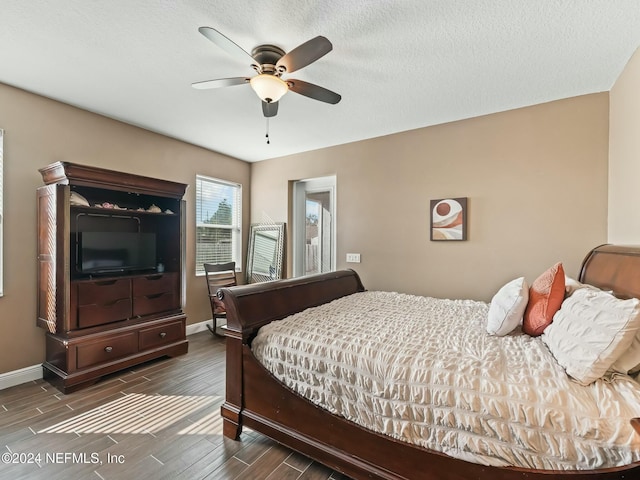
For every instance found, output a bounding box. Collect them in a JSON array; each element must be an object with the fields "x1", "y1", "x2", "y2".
[
  {"x1": 0, "y1": 82, "x2": 613, "y2": 375},
  {"x1": 251, "y1": 94, "x2": 609, "y2": 301},
  {"x1": 0, "y1": 83, "x2": 250, "y2": 374},
  {"x1": 609, "y1": 47, "x2": 640, "y2": 243}
]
